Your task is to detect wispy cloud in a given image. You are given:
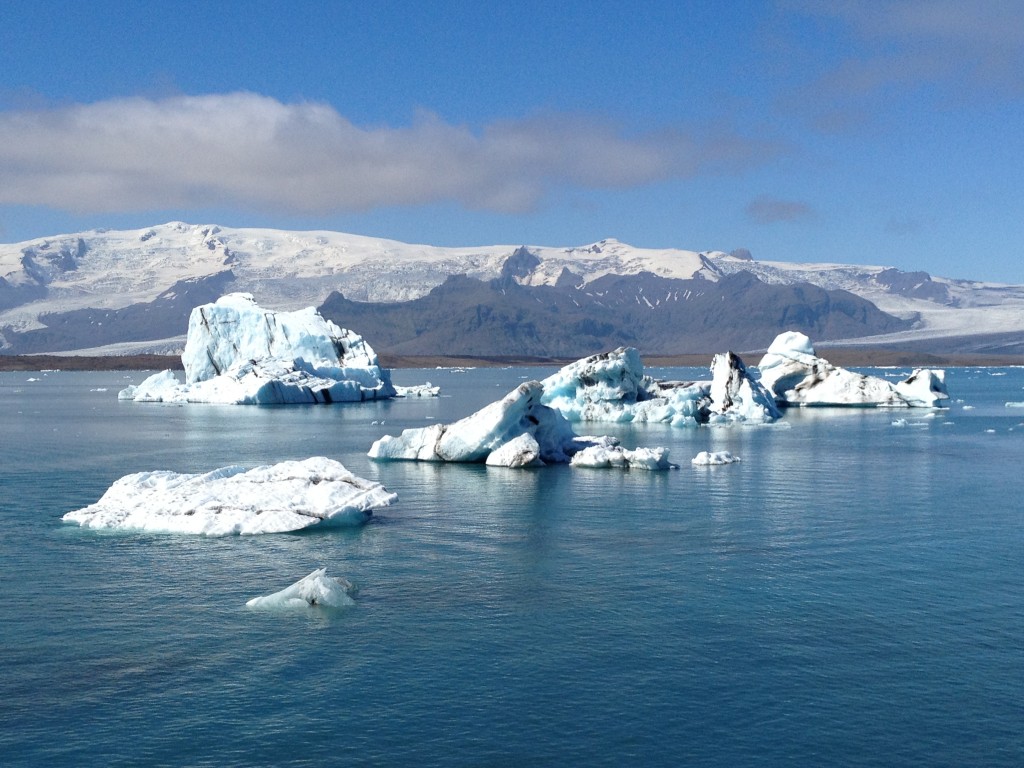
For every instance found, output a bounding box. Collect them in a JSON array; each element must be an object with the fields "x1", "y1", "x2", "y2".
[
  {"x1": 791, "y1": 0, "x2": 1024, "y2": 100},
  {"x1": 745, "y1": 196, "x2": 816, "y2": 225},
  {"x1": 0, "y1": 93, "x2": 776, "y2": 216}
]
